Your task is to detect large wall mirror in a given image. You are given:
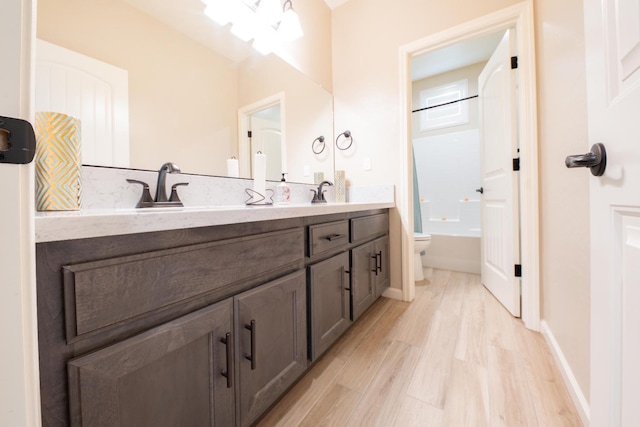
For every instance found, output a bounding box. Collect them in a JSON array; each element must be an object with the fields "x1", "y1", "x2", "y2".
[{"x1": 35, "y1": 0, "x2": 334, "y2": 184}]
